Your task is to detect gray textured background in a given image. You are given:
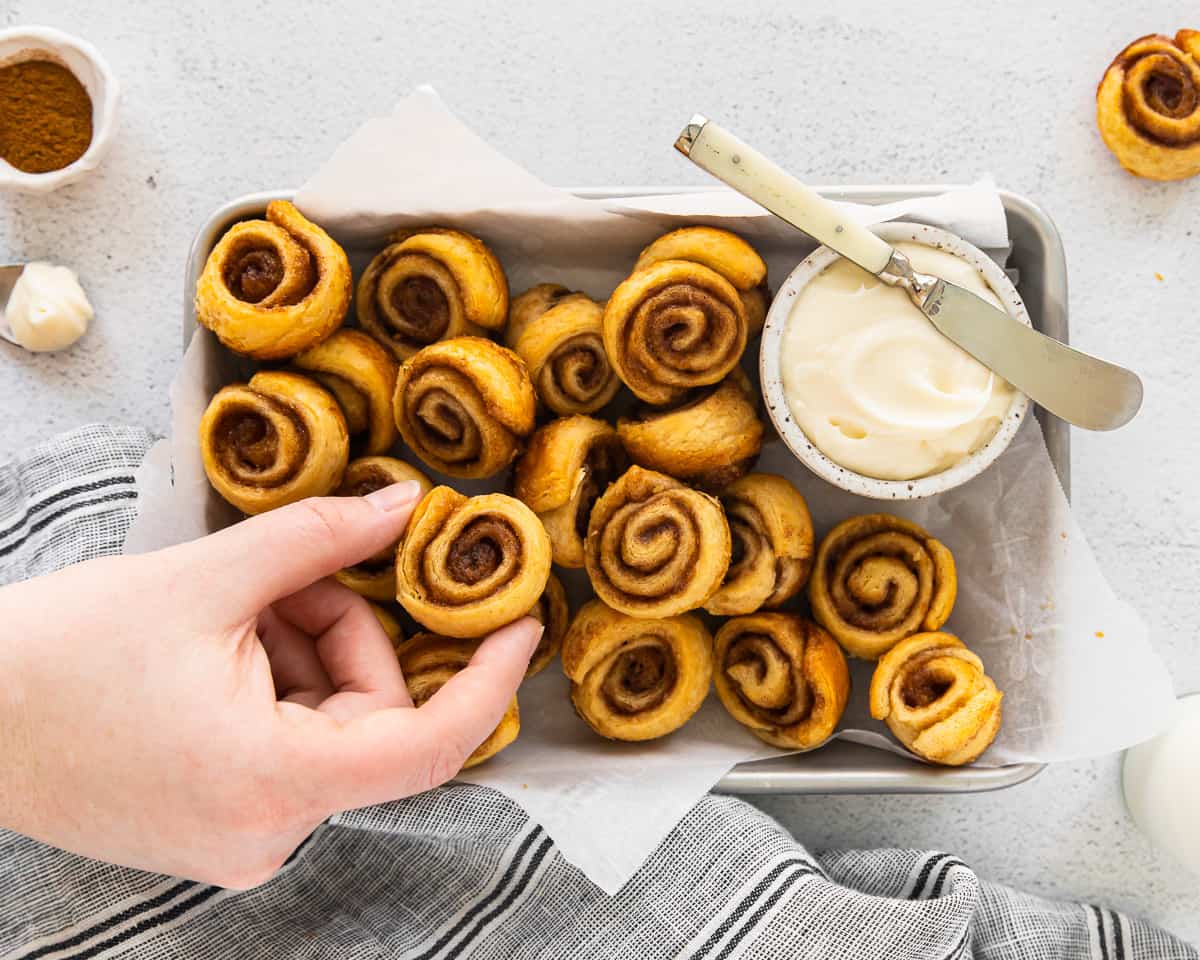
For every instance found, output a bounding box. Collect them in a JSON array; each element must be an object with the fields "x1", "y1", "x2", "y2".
[{"x1": 2, "y1": 0, "x2": 1198, "y2": 943}]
